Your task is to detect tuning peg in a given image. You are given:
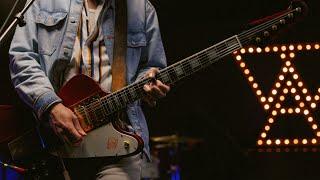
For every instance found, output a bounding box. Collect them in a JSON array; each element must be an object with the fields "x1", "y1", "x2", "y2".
[
  {"x1": 263, "y1": 31, "x2": 270, "y2": 37},
  {"x1": 295, "y1": 7, "x2": 301, "y2": 12},
  {"x1": 288, "y1": 13, "x2": 294, "y2": 18},
  {"x1": 272, "y1": 25, "x2": 278, "y2": 31},
  {"x1": 280, "y1": 19, "x2": 286, "y2": 25},
  {"x1": 255, "y1": 37, "x2": 261, "y2": 43}
]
